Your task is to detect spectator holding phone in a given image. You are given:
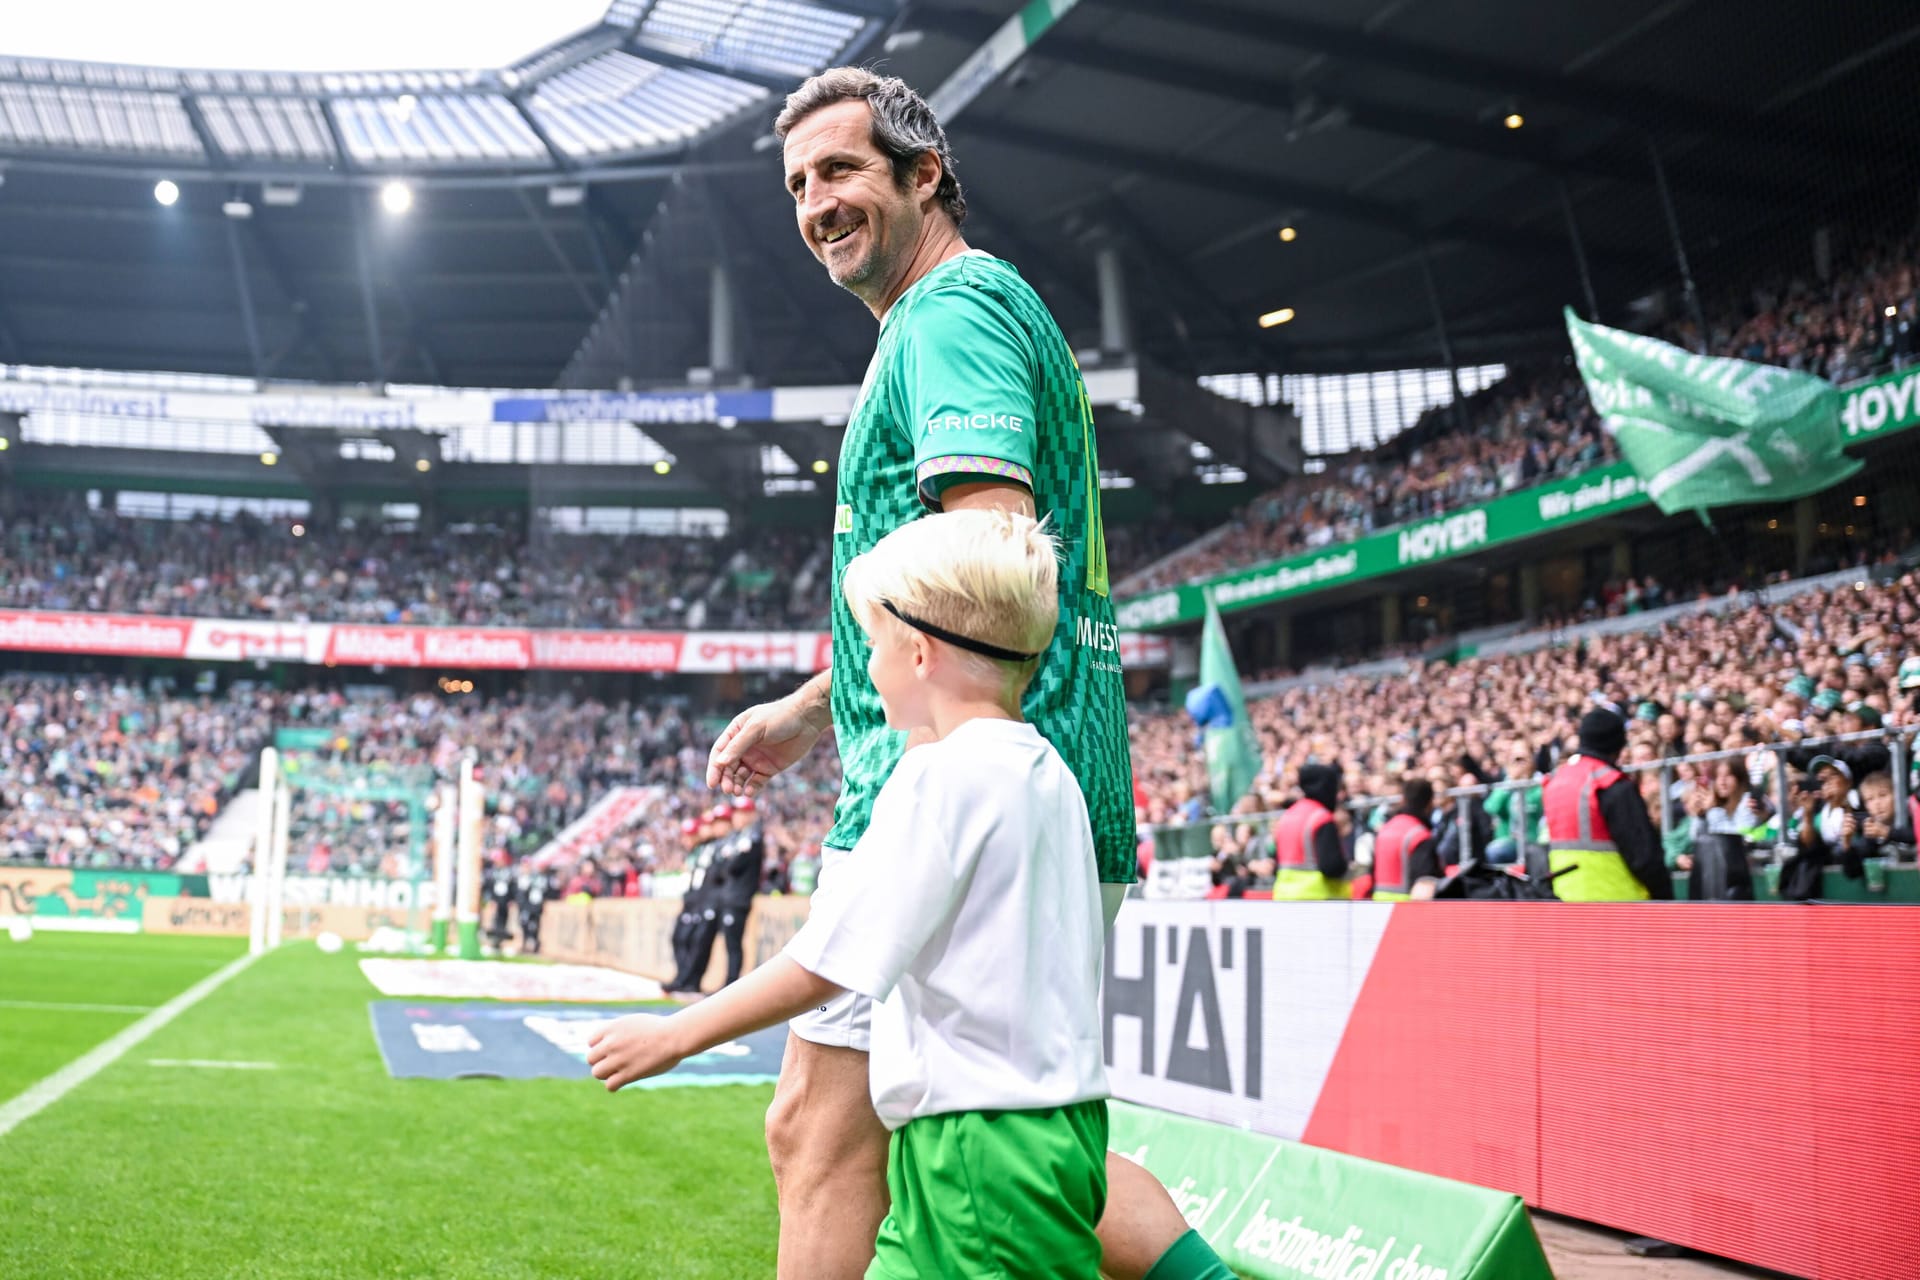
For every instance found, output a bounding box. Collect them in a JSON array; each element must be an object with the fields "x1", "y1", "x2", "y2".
[
  {"x1": 1853, "y1": 771, "x2": 1916, "y2": 862},
  {"x1": 1797, "y1": 756, "x2": 1866, "y2": 876}
]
